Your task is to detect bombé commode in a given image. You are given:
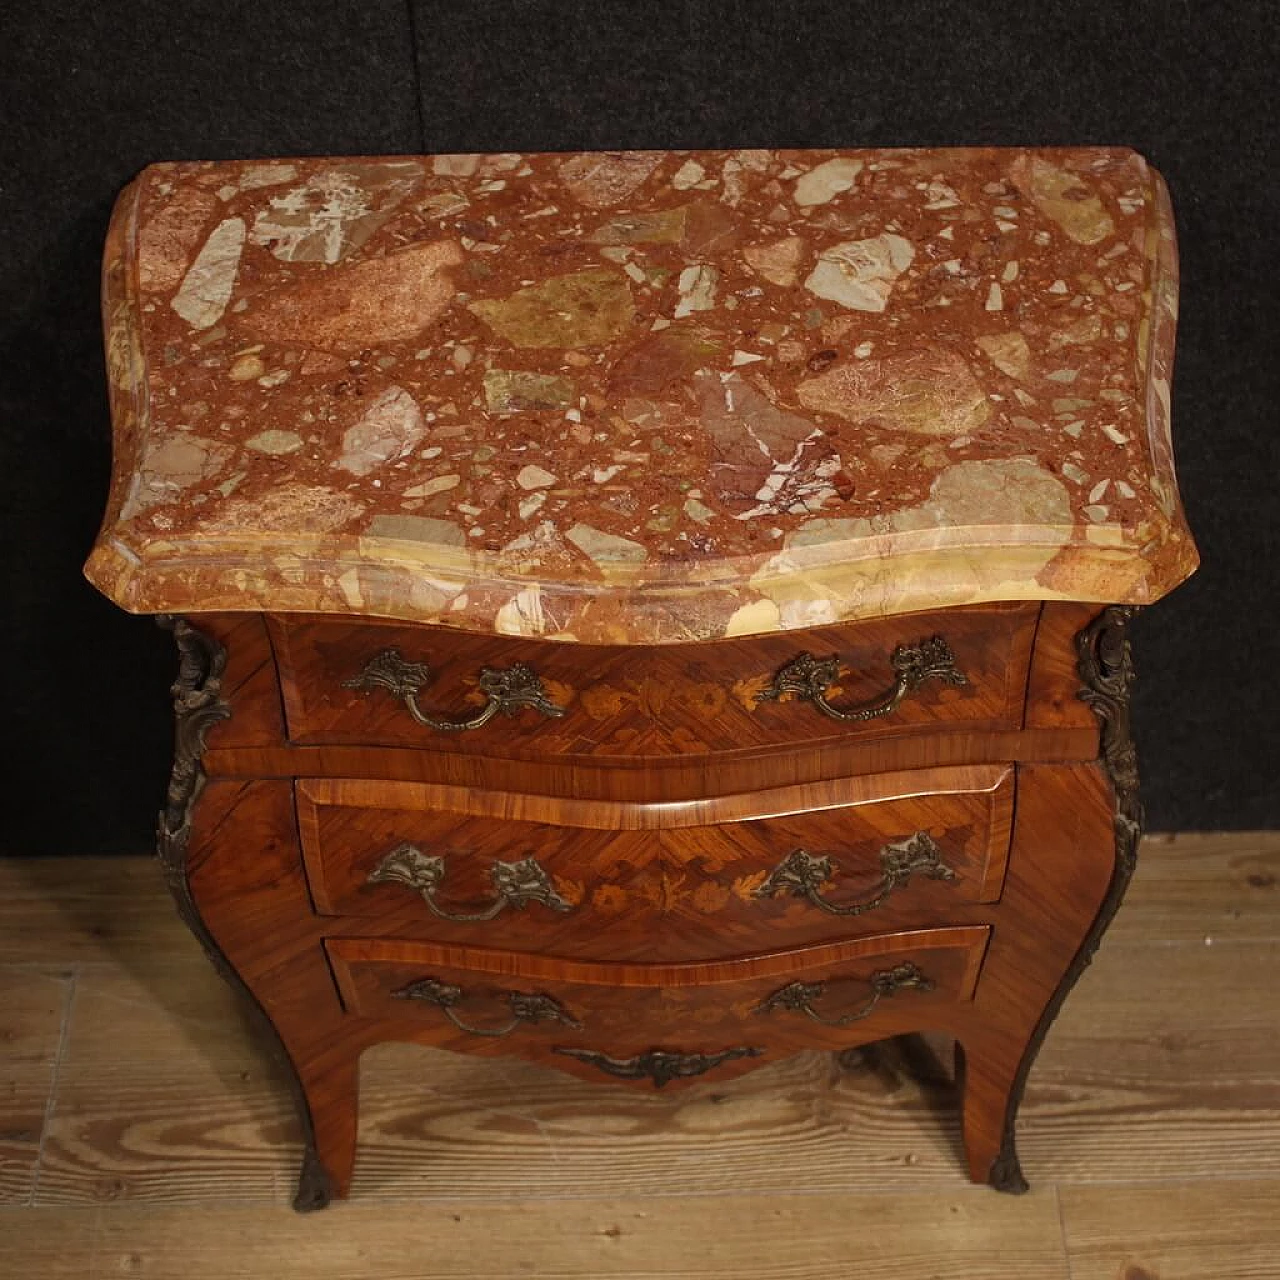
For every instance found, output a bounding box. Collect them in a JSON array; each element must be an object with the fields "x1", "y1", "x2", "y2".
[{"x1": 85, "y1": 146, "x2": 1197, "y2": 1208}]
